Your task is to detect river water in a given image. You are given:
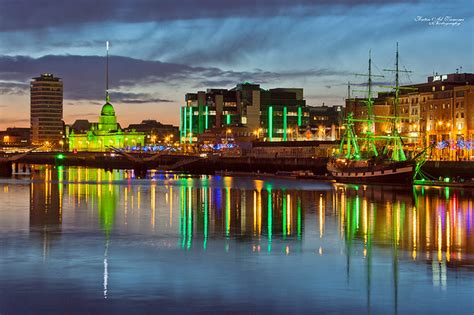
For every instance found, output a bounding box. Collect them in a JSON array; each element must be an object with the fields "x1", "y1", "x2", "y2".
[{"x1": 0, "y1": 166, "x2": 473, "y2": 314}]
